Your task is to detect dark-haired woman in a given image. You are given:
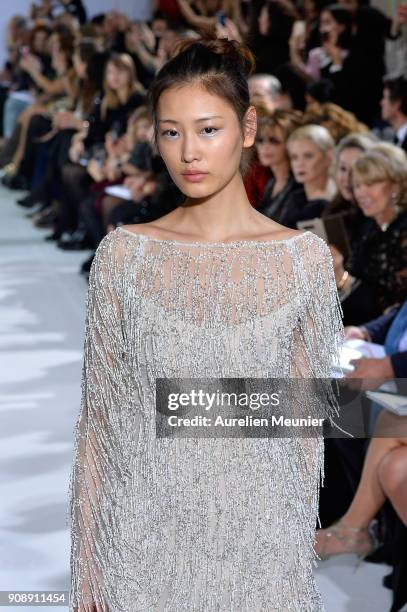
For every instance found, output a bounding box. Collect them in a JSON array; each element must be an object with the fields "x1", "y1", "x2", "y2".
[
  {"x1": 290, "y1": 4, "x2": 353, "y2": 83},
  {"x1": 255, "y1": 109, "x2": 303, "y2": 221},
  {"x1": 69, "y1": 36, "x2": 344, "y2": 610},
  {"x1": 16, "y1": 42, "x2": 107, "y2": 214}
]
